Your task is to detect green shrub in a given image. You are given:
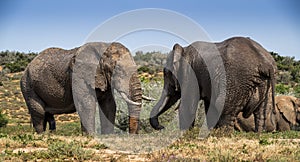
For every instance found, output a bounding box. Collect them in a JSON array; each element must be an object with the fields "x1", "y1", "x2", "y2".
[
  {"x1": 138, "y1": 66, "x2": 150, "y2": 73},
  {"x1": 0, "y1": 50, "x2": 37, "y2": 73},
  {"x1": 275, "y1": 83, "x2": 291, "y2": 95},
  {"x1": 293, "y1": 85, "x2": 300, "y2": 98},
  {"x1": 0, "y1": 110, "x2": 8, "y2": 127}
]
